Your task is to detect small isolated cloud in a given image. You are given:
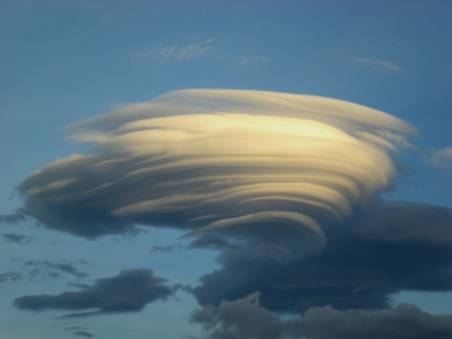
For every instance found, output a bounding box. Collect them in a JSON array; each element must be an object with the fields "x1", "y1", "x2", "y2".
[
  {"x1": 431, "y1": 146, "x2": 452, "y2": 170},
  {"x1": 2, "y1": 232, "x2": 33, "y2": 244},
  {"x1": 72, "y1": 331, "x2": 94, "y2": 338},
  {"x1": 0, "y1": 272, "x2": 22, "y2": 284},
  {"x1": 191, "y1": 296, "x2": 452, "y2": 339},
  {"x1": 13, "y1": 269, "x2": 174, "y2": 317},
  {"x1": 24, "y1": 260, "x2": 88, "y2": 279},
  {"x1": 0, "y1": 259, "x2": 88, "y2": 285},
  {"x1": 65, "y1": 326, "x2": 87, "y2": 331},
  {"x1": 149, "y1": 244, "x2": 177, "y2": 253},
  {"x1": 238, "y1": 56, "x2": 272, "y2": 66},
  {"x1": 0, "y1": 211, "x2": 26, "y2": 224},
  {"x1": 133, "y1": 38, "x2": 215, "y2": 63},
  {"x1": 354, "y1": 57, "x2": 403, "y2": 73},
  {"x1": 65, "y1": 327, "x2": 95, "y2": 338}
]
